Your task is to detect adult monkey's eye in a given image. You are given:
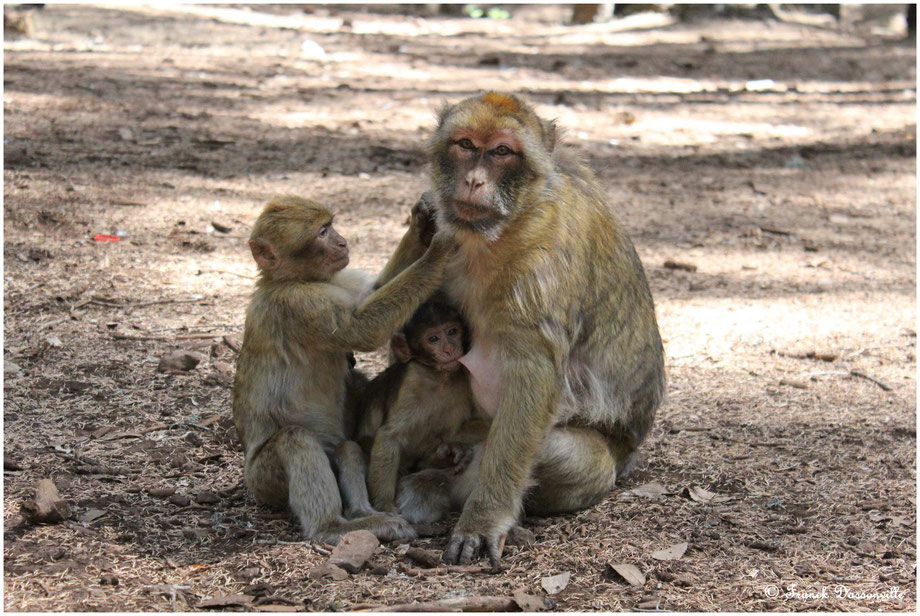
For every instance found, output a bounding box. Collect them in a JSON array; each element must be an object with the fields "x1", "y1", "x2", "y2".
[
  {"x1": 493, "y1": 145, "x2": 513, "y2": 156},
  {"x1": 318, "y1": 226, "x2": 329, "y2": 238},
  {"x1": 458, "y1": 138, "x2": 475, "y2": 150}
]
